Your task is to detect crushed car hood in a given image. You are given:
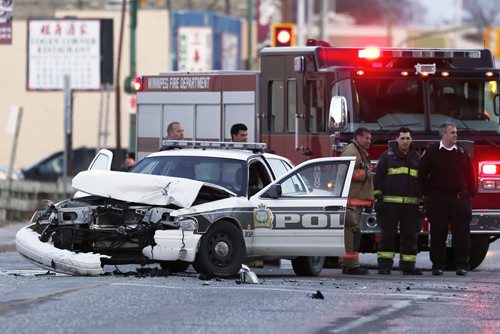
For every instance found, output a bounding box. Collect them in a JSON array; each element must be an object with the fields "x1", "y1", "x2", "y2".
[{"x1": 72, "y1": 170, "x2": 234, "y2": 208}]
